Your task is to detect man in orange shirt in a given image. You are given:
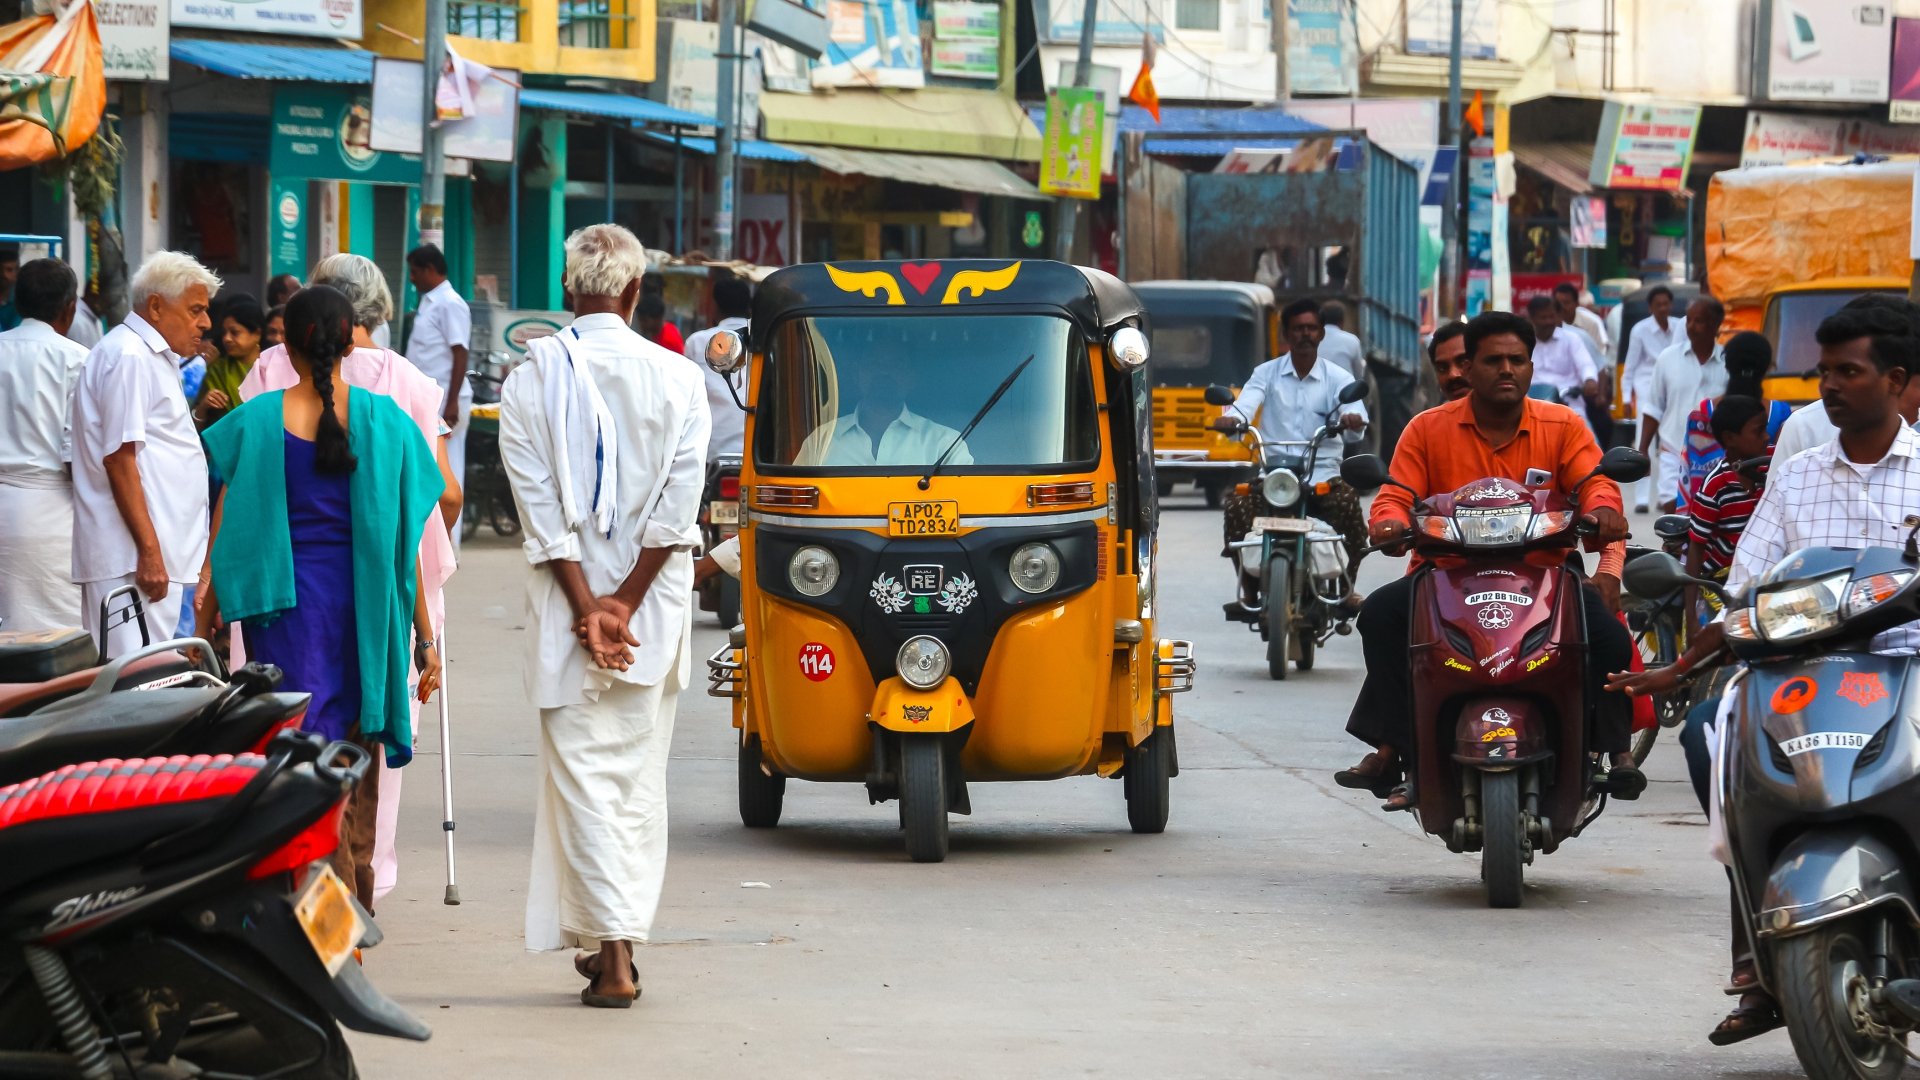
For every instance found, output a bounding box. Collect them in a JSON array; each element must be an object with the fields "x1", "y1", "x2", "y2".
[{"x1": 1336, "y1": 311, "x2": 1642, "y2": 809}]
